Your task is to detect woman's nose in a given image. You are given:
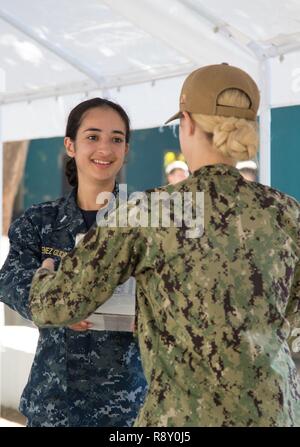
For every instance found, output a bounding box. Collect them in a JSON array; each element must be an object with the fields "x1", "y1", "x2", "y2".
[{"x1": 96, "y1": 138, "x2": 112, "y2": 153}]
